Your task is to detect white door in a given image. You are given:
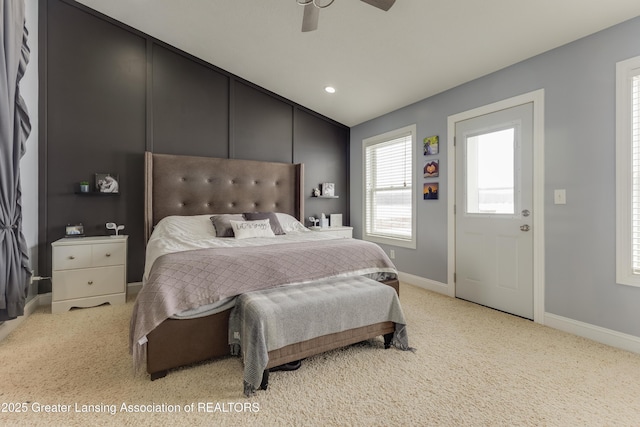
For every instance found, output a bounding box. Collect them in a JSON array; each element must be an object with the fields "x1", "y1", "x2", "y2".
[{"x1": 455, "y1": 102, "x2": 533, "y2": 319}]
